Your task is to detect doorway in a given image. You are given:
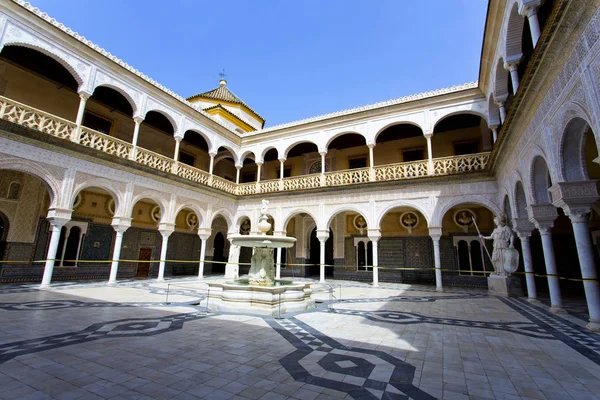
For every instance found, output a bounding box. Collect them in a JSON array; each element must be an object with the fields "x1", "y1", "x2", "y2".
[
  {"x1": 309, "y1": 228, "x2": 334, "y2": 277},
  {"x1": 136, "y1": 247, "x2": 153, "y2": 277},
  {"x1": 212, "y1": 232, "x2": 225, "y2": 274}
]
